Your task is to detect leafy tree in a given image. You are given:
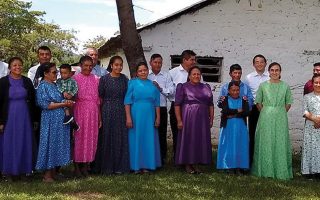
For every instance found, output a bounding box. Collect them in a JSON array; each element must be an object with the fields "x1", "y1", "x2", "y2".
[
  {"x1": 0, "y1": 0, "x2": 78, "y2": 71},
  {"x1": 83, "y1": 35, "x2": 108, "y2": 50}
]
